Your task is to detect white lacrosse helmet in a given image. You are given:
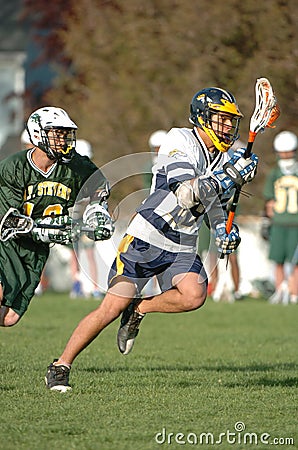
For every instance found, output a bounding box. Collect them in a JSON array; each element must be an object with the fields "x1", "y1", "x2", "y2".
[
  {"x1": 273, "y1": 131, "x2": 297, "y2": 153},
  {"x1": 26, "y1": 106, "x2": 78, "y2": 162},
  {"x1": 75, "y1": 139, "x2": 93, "y2": 159},
  {"x1": 21, "y1": 129, "x2": 31, "y2": 146},
  {"x1": 148, "y1": 130, "x2": 167, "y2": 150}
]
